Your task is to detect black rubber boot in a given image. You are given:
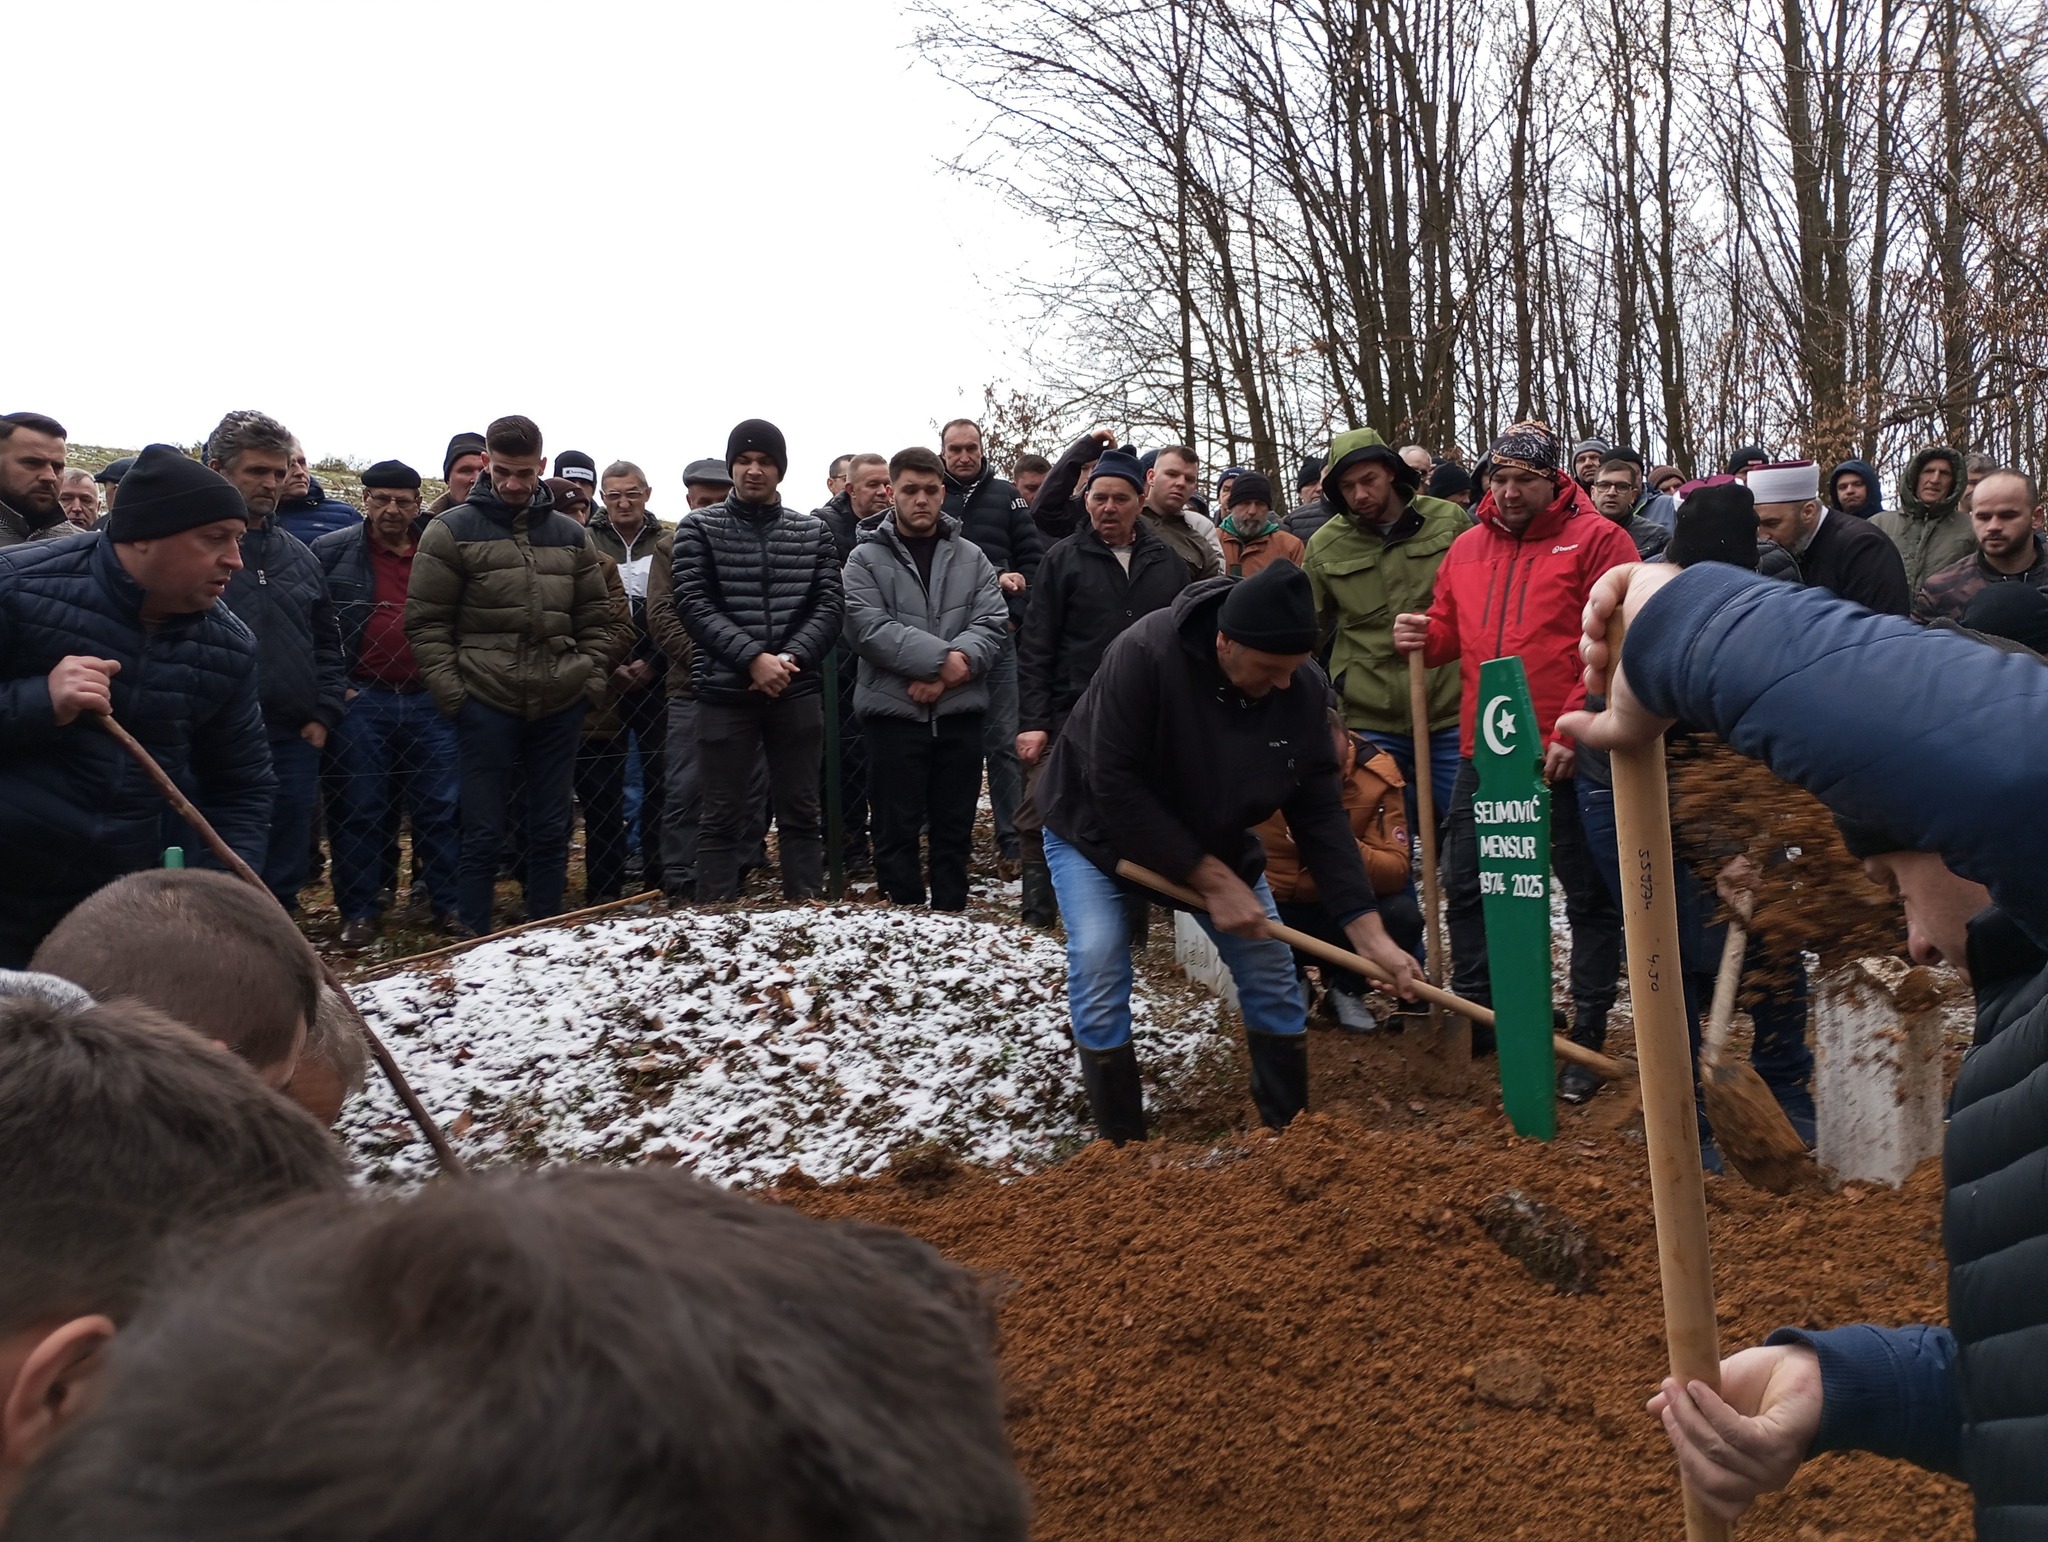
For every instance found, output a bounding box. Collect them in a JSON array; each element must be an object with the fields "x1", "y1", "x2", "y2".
[
  {"x1": 1245, "y1": 1030, "x2": 1310, "y2": 1130},
  {"x1": 1123, "y1": 889, "x2": 1152, "y2": 952},
  {"x1": 1077, "y1": 1044, "x2": 1148, "y2": 1145},
  {"x1": 1020, "y1": 833, "x2": 1058, "y2": 930},
  {"x1": 1558, "y1": 1007, "x2": 1607, "y2": 1105}
]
